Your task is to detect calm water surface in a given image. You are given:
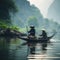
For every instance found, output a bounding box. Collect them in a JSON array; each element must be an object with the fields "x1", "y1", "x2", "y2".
[{"x1": 0, "y1": 37, "x2": 60, "y2": 60}]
